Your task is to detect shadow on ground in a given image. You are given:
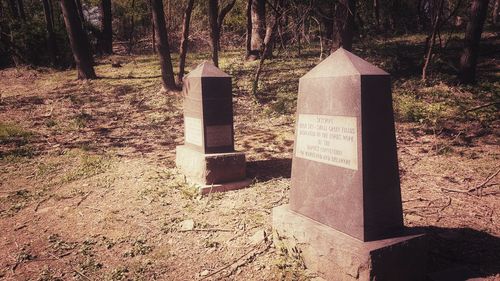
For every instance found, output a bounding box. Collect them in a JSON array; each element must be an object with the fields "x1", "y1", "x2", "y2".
[
  {"x1": 410, "y1": 226, "x2": 500, "y2": 280},
  {"x1": 247, "y1": 158, "x2": 292, "y2": 181}
]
